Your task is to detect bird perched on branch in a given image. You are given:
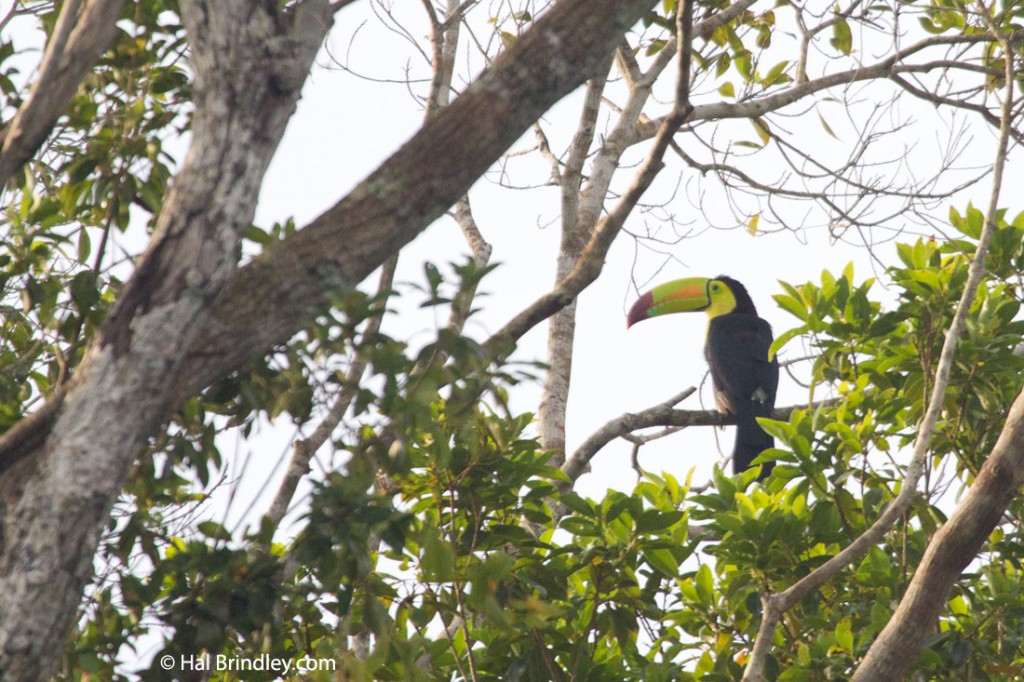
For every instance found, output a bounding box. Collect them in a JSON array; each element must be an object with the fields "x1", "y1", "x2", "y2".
[{"x1": 627, "y1": 276, "x2": 779, "y2": 479}]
